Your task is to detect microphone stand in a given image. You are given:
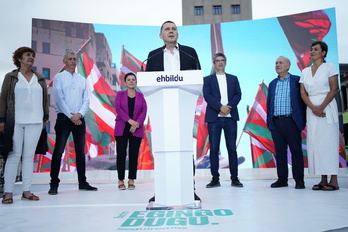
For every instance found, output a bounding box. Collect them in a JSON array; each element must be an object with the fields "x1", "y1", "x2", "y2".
[{"x1": 141, "y1": 48, "x2": 164, "y2": 71}]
